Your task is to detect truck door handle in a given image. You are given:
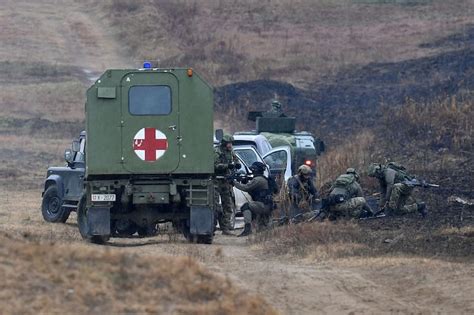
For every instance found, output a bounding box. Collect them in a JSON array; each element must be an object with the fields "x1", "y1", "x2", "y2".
[{"x1": 168, "y1": 125, "x2": 177, "y2": 131}]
